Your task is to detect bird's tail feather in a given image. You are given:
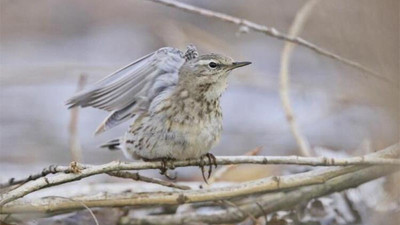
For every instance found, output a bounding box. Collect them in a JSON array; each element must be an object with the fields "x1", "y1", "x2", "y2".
[{"x1": 100, "y1": 138, "x2": 121, "y2": 151}]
